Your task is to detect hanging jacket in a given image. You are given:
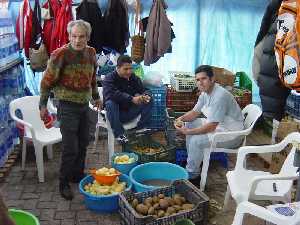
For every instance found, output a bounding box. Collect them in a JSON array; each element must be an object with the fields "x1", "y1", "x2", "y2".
[
  {"x1": 16, "y1": 0, "x2": 33, "y2": 58},
  {"x1": 31, "y1": 0, "x2": 42, "y2": 49},
  {"x1": 144, "y1": 0, "x2": 172, "y2": 66},
  {"x1": 42, "y1": 0, "x2": 61, "y2": 55},
  {"x1": 52, "y1": 0, "x2": 73, "y2": 51},
  {"x1": 252, "y1": 0, "x2": 290, "y2": 120},
  {"x1": 76, "y1": 0, "x2": 129, "y2": 54}
]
